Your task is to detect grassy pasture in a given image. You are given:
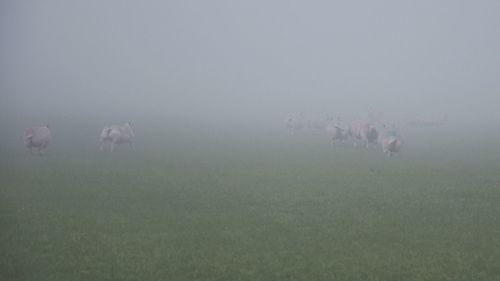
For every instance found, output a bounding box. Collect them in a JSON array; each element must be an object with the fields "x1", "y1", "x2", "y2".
[{"x1": 1, "y1": 133, "x2": 500, "y2": 281}]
